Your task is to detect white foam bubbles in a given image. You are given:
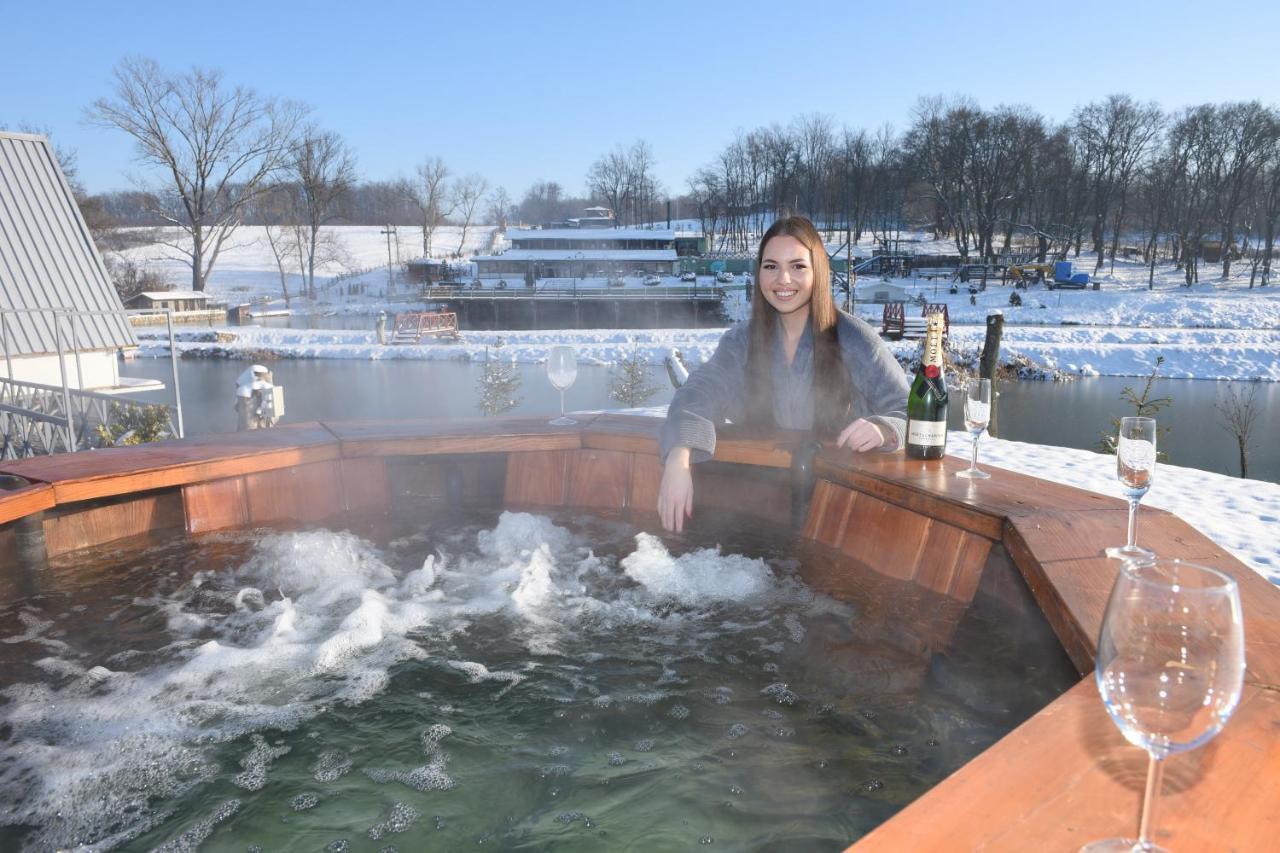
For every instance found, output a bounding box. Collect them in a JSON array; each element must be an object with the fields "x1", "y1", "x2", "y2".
[{"x1": 621, "y1": 534, "x2": 775, "y2": 606}]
